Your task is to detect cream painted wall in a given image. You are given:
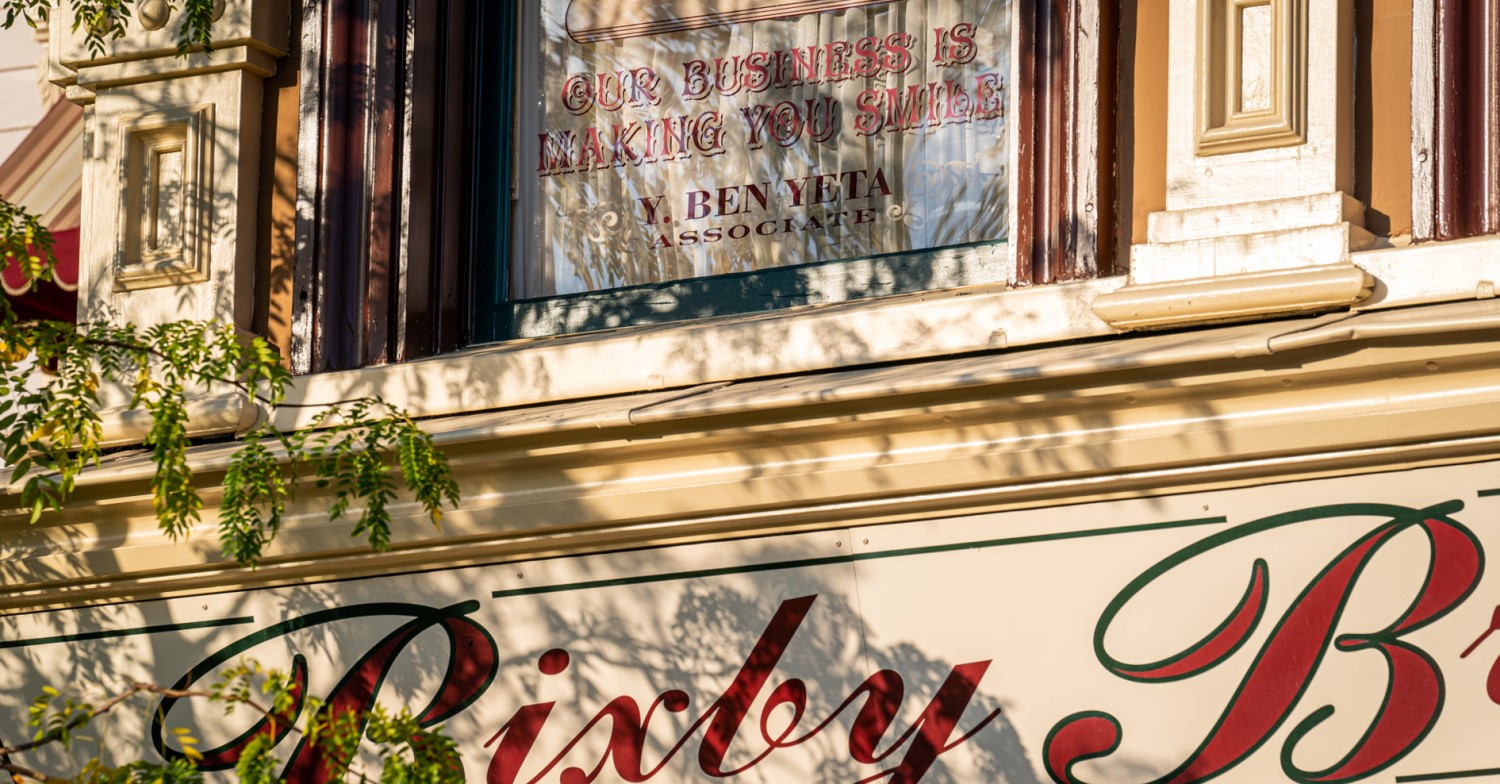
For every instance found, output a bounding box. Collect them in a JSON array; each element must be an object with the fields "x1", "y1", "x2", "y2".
[{"x1": 0, "y1": 21, "x2": 48, "y2": 163}]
